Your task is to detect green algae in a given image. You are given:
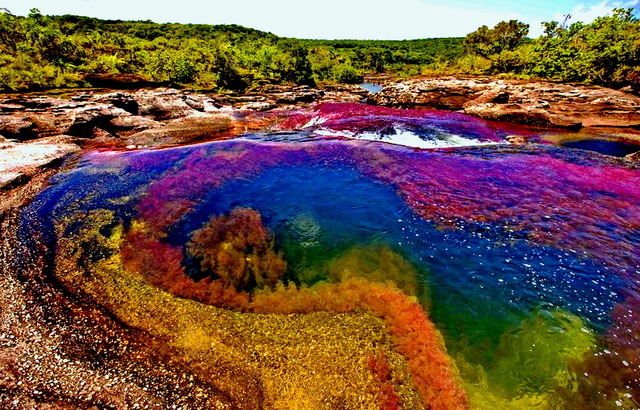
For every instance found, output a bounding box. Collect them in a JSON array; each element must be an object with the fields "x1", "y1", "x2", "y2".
[
  {"x1": 326, "y1": 243, "x2": 429, "y2": 302},
  {"x1": 456, "y1": 308, "x2": 597, "y2": 409},
  {"x1": 488, "y1": 309, "x2": 596, "y2": 396},
  {"x1": 281, "y1": 221, "x2": 431, "y2": 306}
]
